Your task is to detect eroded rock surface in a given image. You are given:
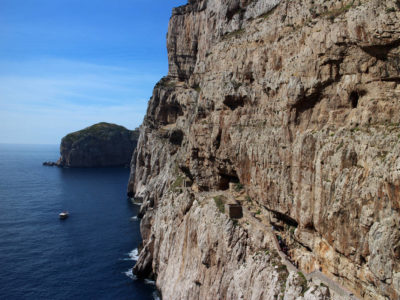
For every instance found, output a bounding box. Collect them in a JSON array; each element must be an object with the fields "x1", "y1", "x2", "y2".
[
  {"x1": 130, "y1": 0, "x2": 400, "y2": 299},
  {"x1": 56, "y1": 122, "x2": 139, "y2": 167}
]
